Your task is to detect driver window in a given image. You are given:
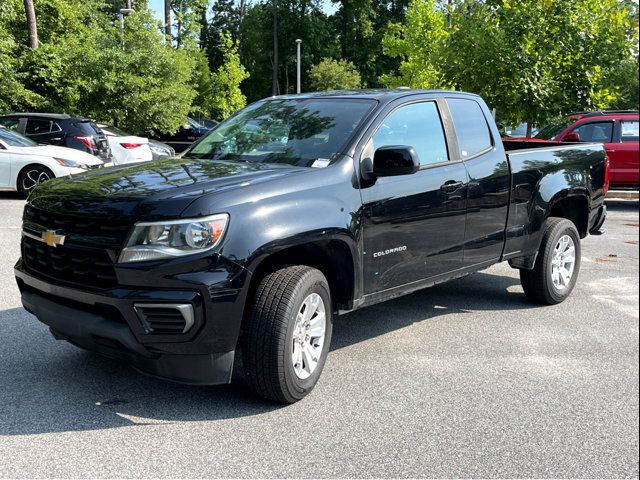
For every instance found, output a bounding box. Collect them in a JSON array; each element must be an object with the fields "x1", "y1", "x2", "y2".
[
  {"x1": 371, "y1": 102, "x2": 449, "y2": 166},
  {"x1": 572, "y1": 122, "x2": 613, "y2": 142}
]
